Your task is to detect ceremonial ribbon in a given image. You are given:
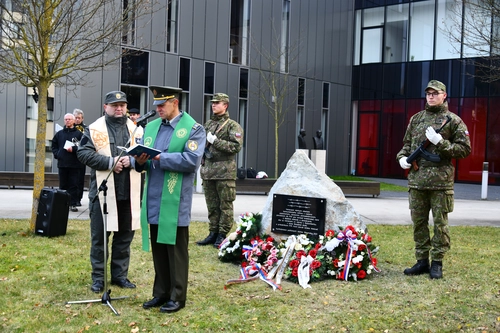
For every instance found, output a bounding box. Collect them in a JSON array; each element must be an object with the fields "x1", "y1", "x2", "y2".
[
  {"x1": 335, "y1": 229, "x2": 358, "y2": 281},
  {"x1": 297, "y1": 255, "x2": 314, "y2": 289},
  {"x1": 225, "y1": 263, "x2": 282, "y2": 291},
  {"x1": 242, "y1": 240, "x2": 259, "y2": 261}
]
